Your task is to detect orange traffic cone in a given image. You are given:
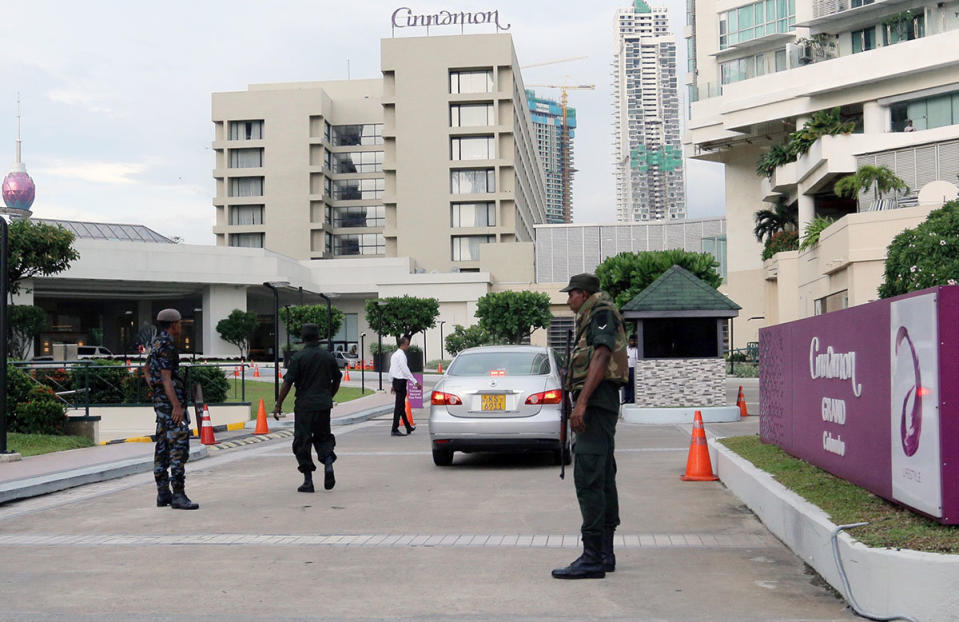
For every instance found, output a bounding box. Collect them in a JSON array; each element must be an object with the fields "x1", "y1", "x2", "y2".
[
  {"x1": 278, "y1": 368, "x2": 283, "y2": 380},
  {"x1": 437, "y1": 362, "x2": 443, "y2": 374},
  {"x1": 344, "y1": 368, "x2": 351, "y2": 382},
  {"x1": 737, "y1": 386, "x2": 749, "y2": 417},
  {"x1": 254, "y1": 398, "x2": 270, "y2": 434},
  {"x1": 199, "y1": 405, "x2": 217, "y2": 445},
  {"x1": 404, "y1": 395, "x2": 415, "y2": 428},
  {"x1": 253, "y1": 364, "x2": 260, "y2": 378},
  {"x1": 681, "y1": 411, "x2": 718, "y2": 481},
  {"x1": 233, "y1": 366, "x2": 239, "y2": 378}
]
